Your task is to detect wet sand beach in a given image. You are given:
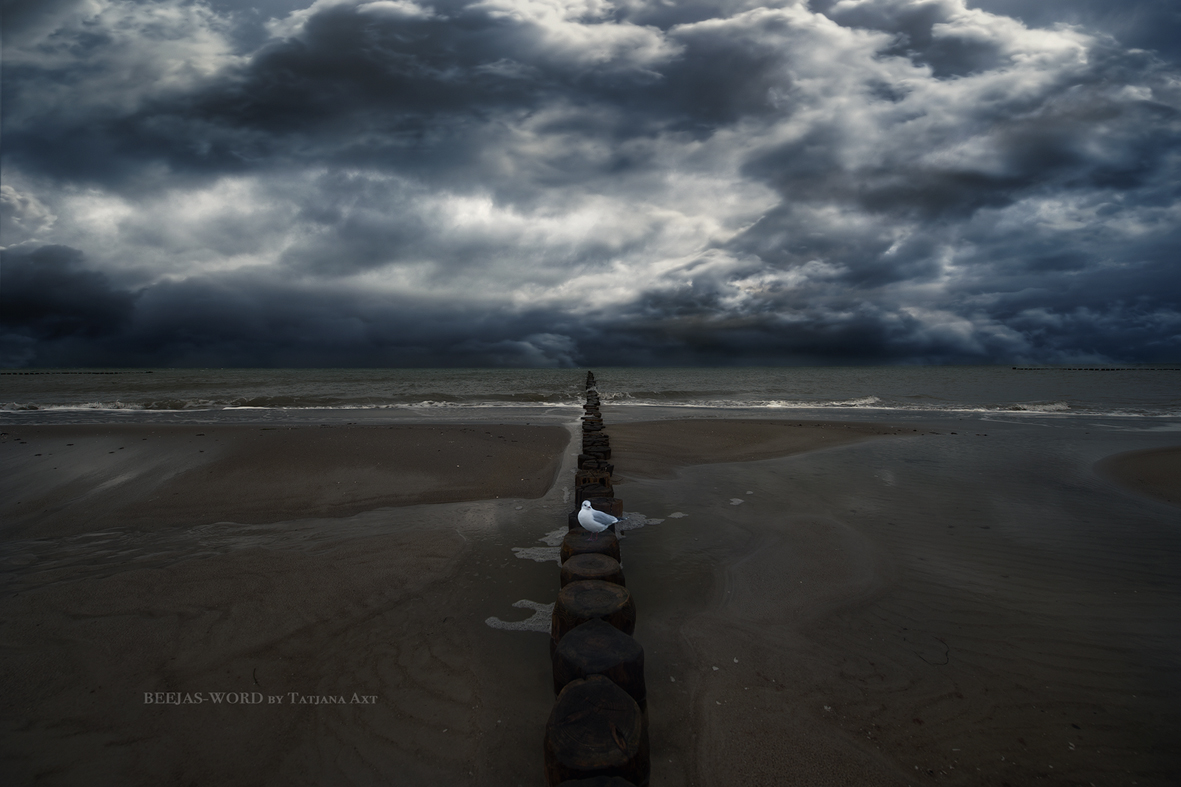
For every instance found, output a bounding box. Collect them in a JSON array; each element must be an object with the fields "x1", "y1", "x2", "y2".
[
  {"x1": 0, "y1": 422, "x2": 574, "y2": 786},
  {"x1": 607, "y1": 418, "x2": 912, "y2": 480},
  {"x1": 1096, "y1": 446, "x2": 1181, "y2": 506},
  {"x1": 618, "y1": 420, "x2": 1181, "y2": 787},
  {"x1": 0, "y1": 424, "x2": 569, "y2": 537},
  {"x1": 2, "y1": 417, "x2": 1179, "y2": 785}
]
